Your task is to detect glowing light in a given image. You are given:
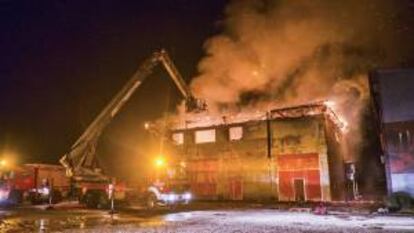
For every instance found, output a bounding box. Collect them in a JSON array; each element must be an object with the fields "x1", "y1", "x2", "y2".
[
  {"x1": 144, "y1": 122, "x2": 150, "y2": 130},
  {"x1": 337, "y1": 121, "x2": 349, "y2": 133},
  {"x1": 155, "y1": 156, "x2": 166, "y2": 168},
  {"x1": 0, "y1": 151, "x2": 18, "y2": 167},
  {"x1": 183, "y1": 192, "x2": 192, "y2": 200},
  {"x1": 323, "y1": 100, "x2": 349, "y2": 133},
  {"x1": 167, "y1": 193, "x2": 177, "y2": 202},
  {"x1": 167, "y1": 100, "x2": 350, "y2": 135},
  {"x1": 0, "y1": 159, "x2": 6, "y2": 167},
  {"x1": 324, "y1": 100, "x2": 336, "y2": 108},
  {"x1": 39, "y1": 187, "x2": 50, "y2": 195},
  {"x1": 0, "y1": 190, "x2": 9, "y2": 200}
]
